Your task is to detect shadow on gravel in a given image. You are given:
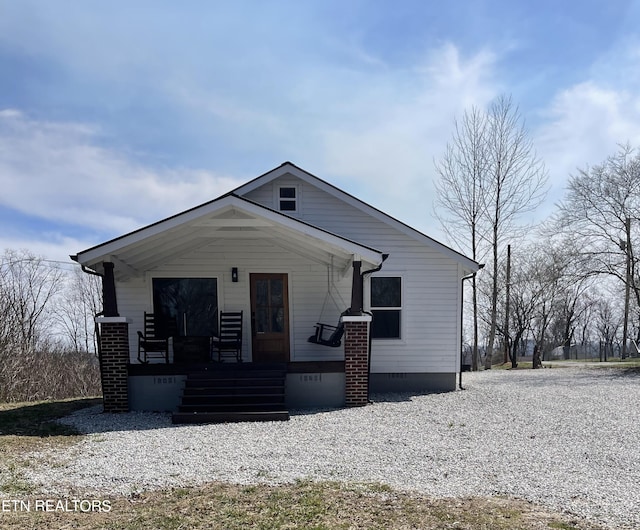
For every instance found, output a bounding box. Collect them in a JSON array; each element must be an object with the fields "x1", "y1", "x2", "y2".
[
  {"x1": 288, "y1": 391, "x2": 447, "y2": 417},
  {"x1": 601, "y1": 366, "x2": 640, "y2": 378},
  {"x1": 0, "y1": 398, "x2": 102, "y2": 437}
]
